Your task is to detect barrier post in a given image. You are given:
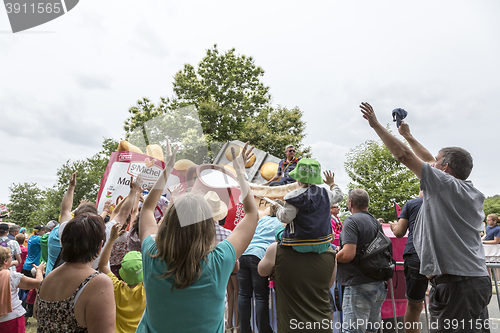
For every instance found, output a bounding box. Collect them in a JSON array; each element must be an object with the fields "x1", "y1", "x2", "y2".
[
  {"x1": 491, "y1": 266, "x2": 500, "y2": 311},
  {"x1": 423, "y1": 295, "x2": 430, "y2": 332},
  {"x1": 388, "y1": 278, "x2": 398, "y2": 333}
]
